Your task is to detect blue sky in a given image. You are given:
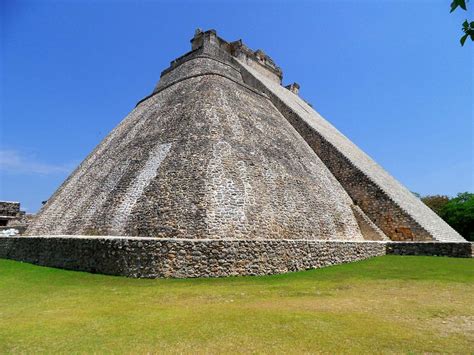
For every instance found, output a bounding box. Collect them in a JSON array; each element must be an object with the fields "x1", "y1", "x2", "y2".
[{"x1": 1, "y1": 0, "x2": 472, "y2": 213}]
